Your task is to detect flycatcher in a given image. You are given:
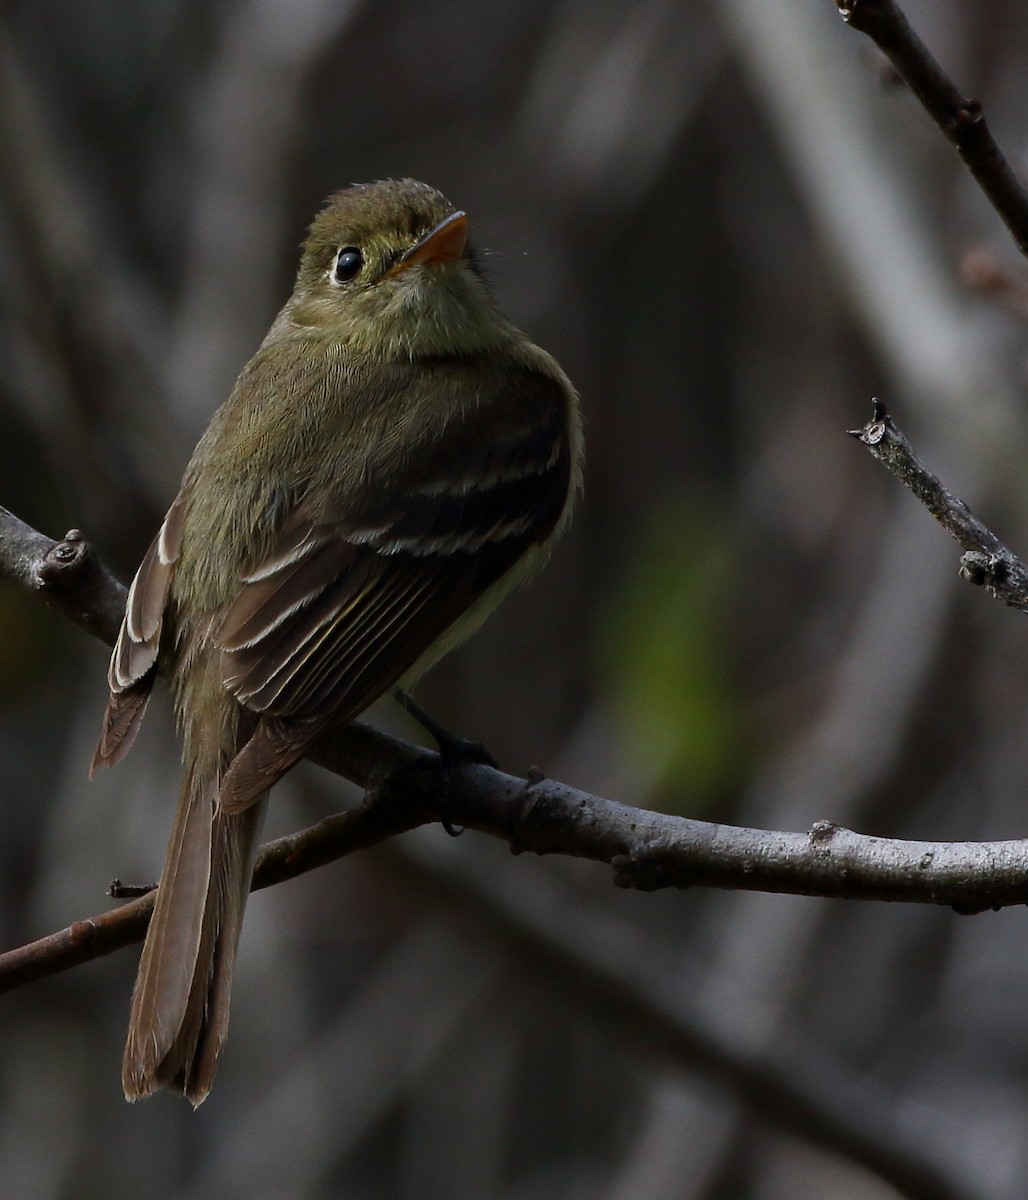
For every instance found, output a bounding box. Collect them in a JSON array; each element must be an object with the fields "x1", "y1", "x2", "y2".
[{"x1": 92, "y1": 179, "x2": 582, "y2": 1105}]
